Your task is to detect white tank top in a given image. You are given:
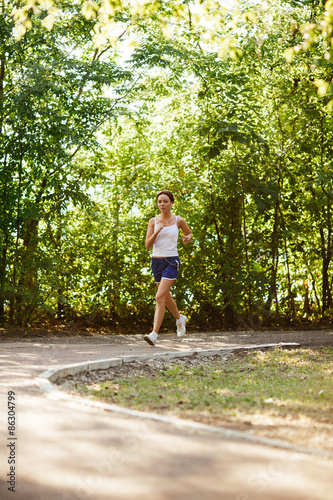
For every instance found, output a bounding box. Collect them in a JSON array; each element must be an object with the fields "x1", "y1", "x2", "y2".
[{"x1": 152, "y1": 216, "x2": 179, "y2": 257}]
